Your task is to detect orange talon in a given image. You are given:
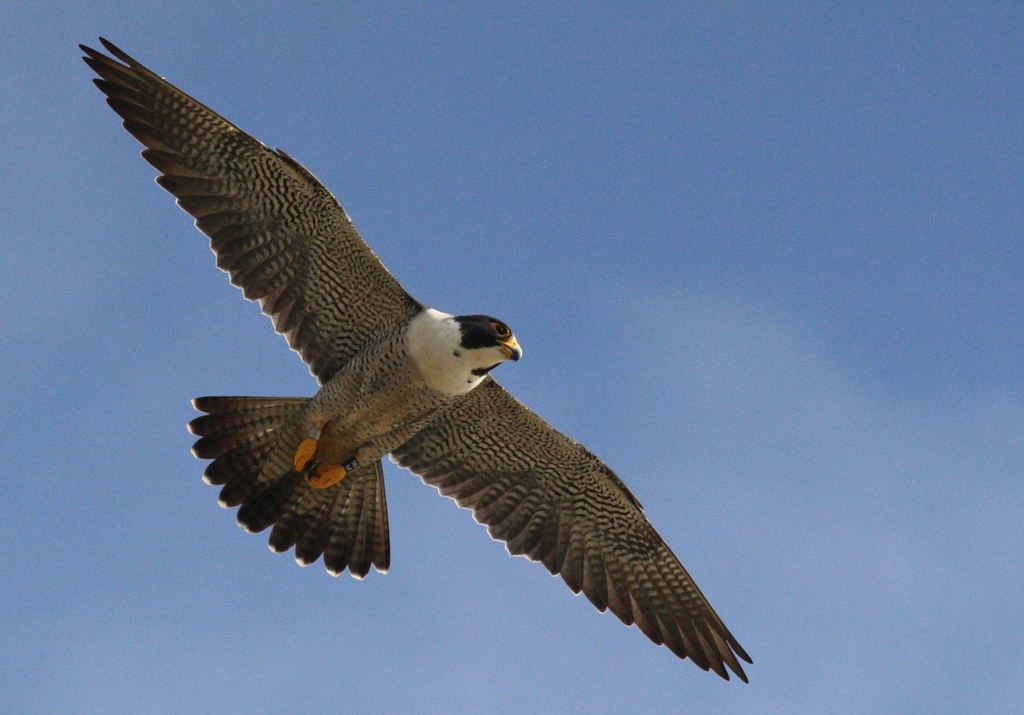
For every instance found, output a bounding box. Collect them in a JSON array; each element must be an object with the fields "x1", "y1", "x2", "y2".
[
  {"x1": 294, "y1": 438, "x2": 318, "y2": 471},
  {"x1": 306, "y1": 464, "x2": 349, "y2": 489},
  {"x1": 293, "y1": 421, "x2": 328, "y2": 472}
]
